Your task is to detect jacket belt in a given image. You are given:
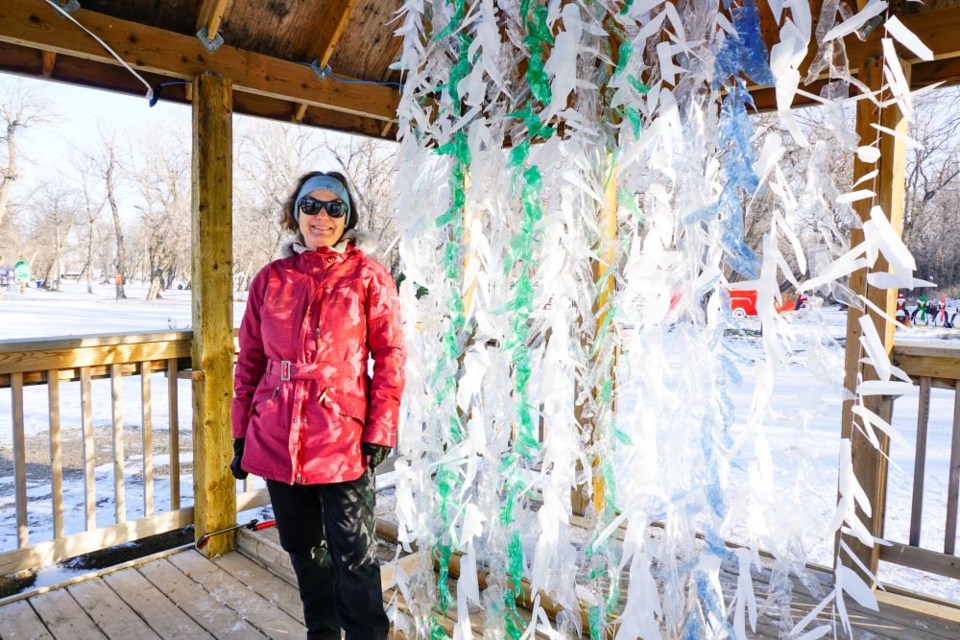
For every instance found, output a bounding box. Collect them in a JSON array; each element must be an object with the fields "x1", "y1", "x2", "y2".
[{"x1": 267, "y1": 359, "x2": 328, "y2": 382}]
